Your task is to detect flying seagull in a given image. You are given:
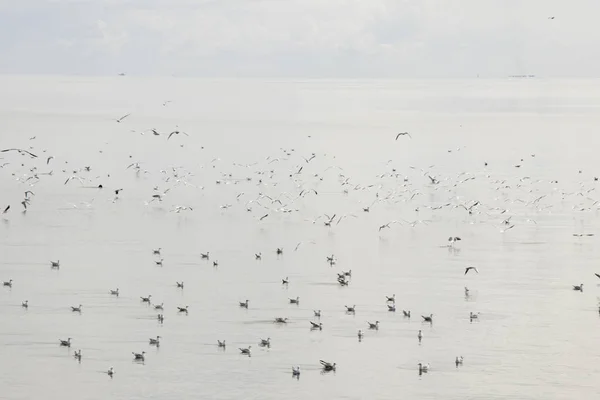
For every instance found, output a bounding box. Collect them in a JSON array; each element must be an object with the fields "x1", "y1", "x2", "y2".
[
  {"x1": 1, "y1": 148, "x2": 38, "y2": 158},
  {"x1": 167, "y1": 130, "x2": 189, "y2": 140},
  {"x1": 465, "y1": 266, "x2": 479, "y2": 275},
  {"x1": 115, "y1": 114, "x2": 130, "y2": 123},
  {"x1": 395, "y1": 132, "x2": 412, "y2": 140}
]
